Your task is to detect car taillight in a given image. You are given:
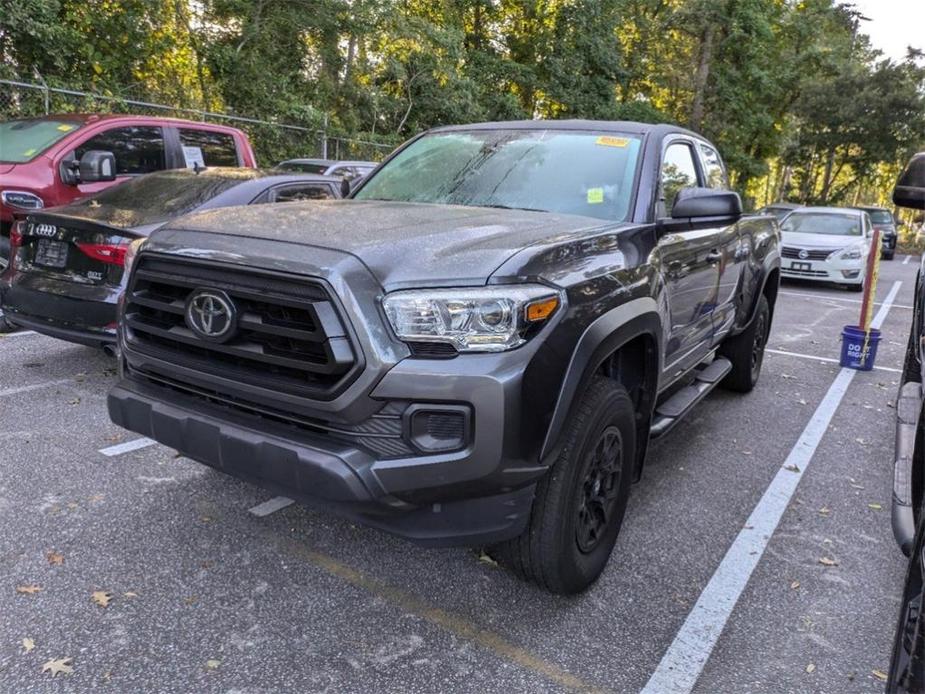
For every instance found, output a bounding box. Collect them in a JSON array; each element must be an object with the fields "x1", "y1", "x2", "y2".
[
  {"x1": 7, "y1": 220, "x2": 25, "y2": 270},
  {"x1": 75, "y1": 242, "x2": 129, "y2": 266}
]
